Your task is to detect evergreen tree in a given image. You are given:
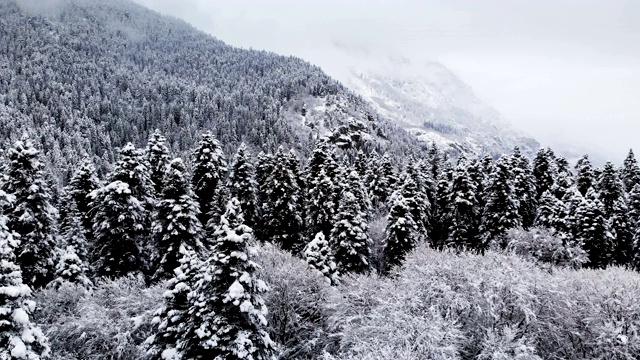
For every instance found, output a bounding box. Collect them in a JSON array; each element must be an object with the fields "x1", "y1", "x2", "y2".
[
  {"x1": 510, "y1": 147, "x2": 537, "y2": 228},
  {"x1": 305, "y1": 168, "x2": 337, "y2": 239},
  {"x1": 331, "y1": 191, "x2": 371, "y2": 274},
  {"x1": 184, "y1": 198, "x2": 275, "y2": 359},
  {"x1": 110, "y1": 142, "x2": 156, "y2": 208},
  {"x1": 398, "y1": 176, "x2": 429, "y2": 238},
  {"x1": 575, "y1": 190, "x2": 612, "y2": 269},
  {"x1": 608, "y1": 200, "x2": 633, "y2": 266},
  {"x1": 146, "y1": 245, "x2": 201, "y2": 360},
  {"x1": 430, "y1": 165, "x2": 454, "y2": 249},
  {"x1": 574, "y1": 155, "x2": 595, "y2": 196},
  {"x1": 383, "y1": 193, "x2": 418, "y2": 272},
  {"x1": 90, "y1": 181, "x2": 144, "y2": 277},
  {"x1": 346, "y1": 169, "x2": 372, "y2": 219},
  {"x1": 534, "y1": 191, "x2": 568, "y2": 236},
  {"x1": 596, "y1": 162, "x2": 626, "y2": 217},
  {"x1": 1, "y1": 139, "x2": 57, "y2": 288},
  {"x1": 0, "y1": 191, "x2": 50, "y2": 359},
  {"x1": 191, "y1": 131, "x2": 228, "y2": 225},
  {"x1": 145, "y1": 129, "x2": 171, "y2": 196},
  {"x1": 228, "y1": 143, "x2": 258, "y2": 229},
  {"x1": 447, "y1": 160, "x2": 481, "y2": 251},
  {"x1": 628, "y1": 184, "x2": 640, "y2": 230},
  {"x1": 532, "y1": 148, "x2": 556, "y2": 199},
  {"x1": 48, "y1": 245, "x2": 93, "y2": 290},
  {"x1": 254, "y1": 152, "x2": 275, "y2": 241},
  {"x1": 553, "y1": 156, "x2": 574, "y2": 200},
  {"x1": 66, "y1": 157, "x2": 100, "y2": 239},
  {"x1": 405, "y1": 160, "x2": 432, "y2": 232},
  {"x1": 481, "y1": 156, "x2": 521, "y2": 249},
  {"x1": 562, "y1": 187, "x2": 585, "y2": 240},
  {"x1": 354, "y1": 150, "x2": 368, "y2": 177},
  {"x1": 262, "y1": 147, "x2": 304, "y2": 252},
  {"x1": 621, "y1": 149, "x2": 640, "y2": 192},
  {"x1": 59, "y1": 199, "x2": 90, "y2": 264},
  {"x1": 152, "y1": 158, "x2": 204, "y2": 281},
  {"x1": 303, "y1": 232, "x2": 340, "y2": 285}
]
